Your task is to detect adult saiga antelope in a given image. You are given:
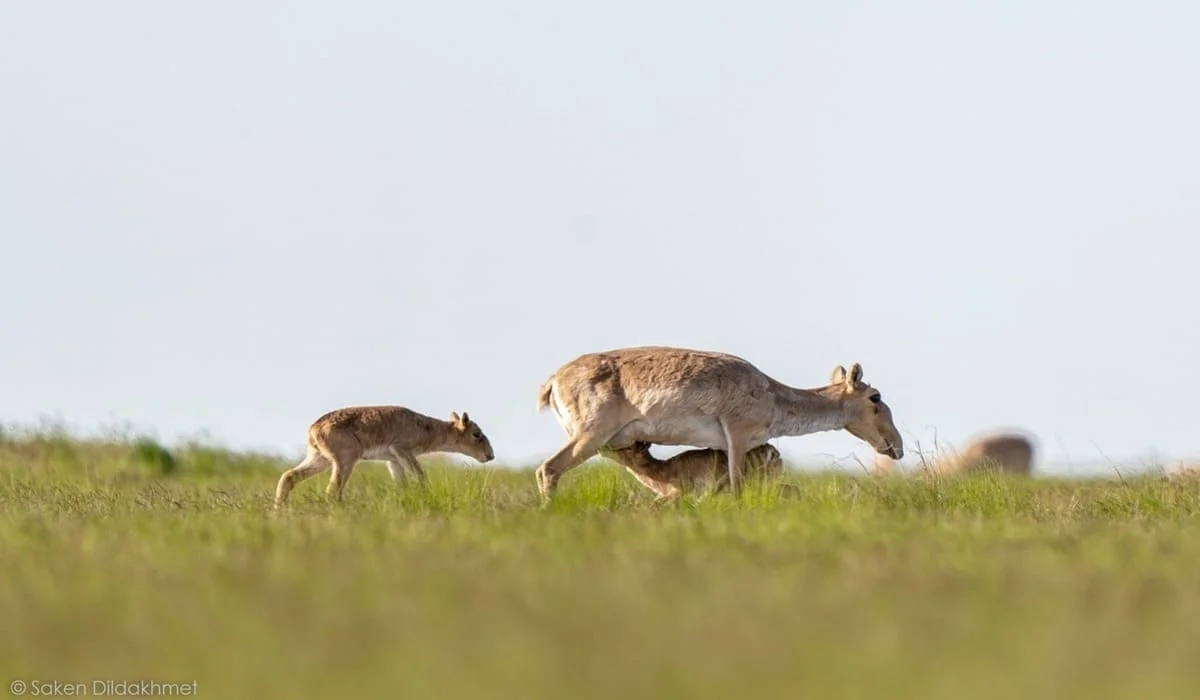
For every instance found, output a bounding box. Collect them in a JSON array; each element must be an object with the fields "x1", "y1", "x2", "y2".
[
  {"x1": 604, "y1": 442, "x2": 784, "y2": 505},
  {"x1": 923, "y1": 431, "x2": 1035, "y2": 476},
  {"x1": 274, "y1": 406, "x2": 495, "y2": 507},
  {"x1": 535, "y1": 346, "x2": 903, "y2": 498}
]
